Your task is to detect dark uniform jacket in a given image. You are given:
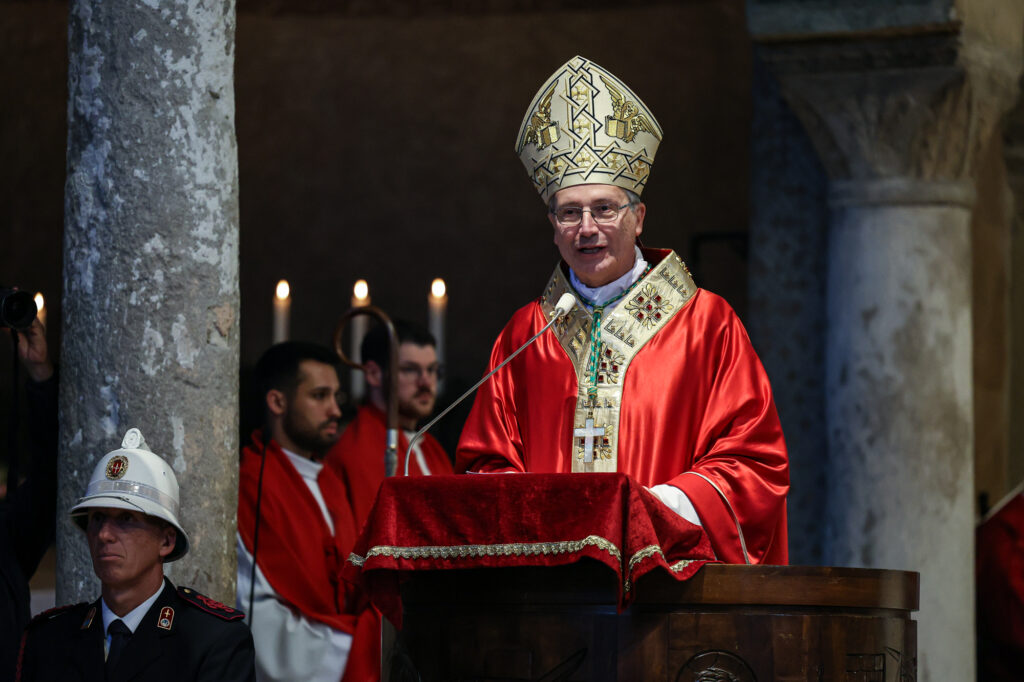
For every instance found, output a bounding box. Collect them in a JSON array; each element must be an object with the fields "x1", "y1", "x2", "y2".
[
  {"x1": 17, "y1": 578, "x2": 255, "y2": 682},
  {"x1": 2, "y1": 373, "x2": 58, "y2": 681}
]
